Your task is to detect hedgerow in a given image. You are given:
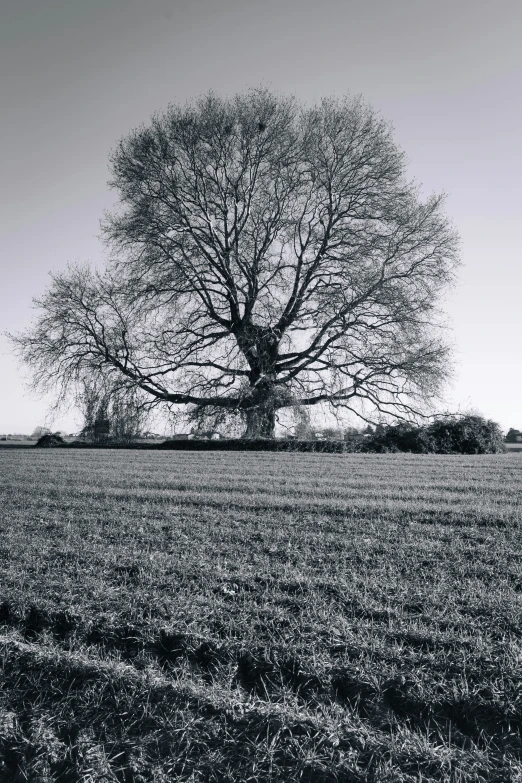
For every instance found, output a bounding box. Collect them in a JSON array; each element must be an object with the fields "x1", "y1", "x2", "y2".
[{"x1": 38, "y1": 414, "x2": 505, "y2": 454}]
